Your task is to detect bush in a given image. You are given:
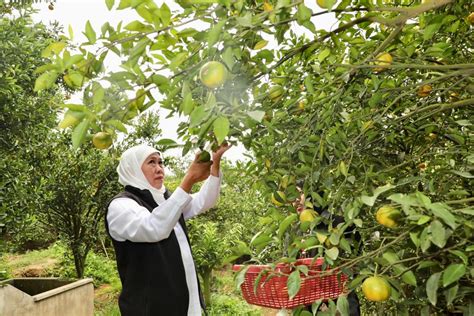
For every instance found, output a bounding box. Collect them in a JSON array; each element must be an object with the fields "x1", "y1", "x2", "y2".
[
  {"x1": 53, "y1": 243, "x2": 119, "y2": 287},
  {"x1": 207, "y1": 294, "x2": 261, "y2": 316}
]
